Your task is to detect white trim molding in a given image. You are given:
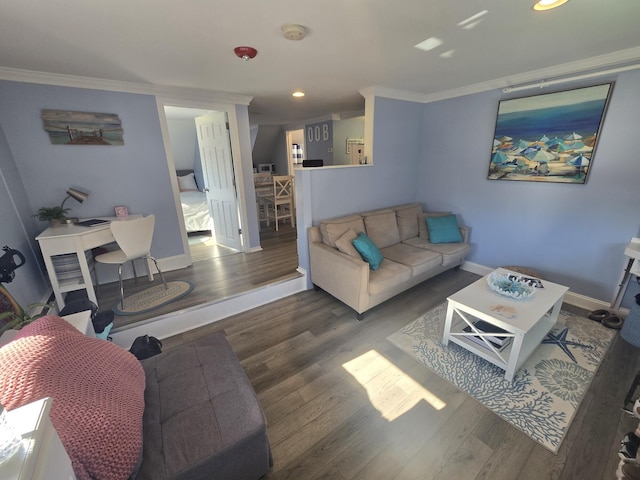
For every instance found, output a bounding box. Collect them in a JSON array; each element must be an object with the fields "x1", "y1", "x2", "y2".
[
  {"x1": 0, "y1": 67, "x2": 253, "y2": 105},
  {"x1": 460, "y1": 262, "x2": 621, "y2": 314},
  {"x1": 361, "y1": 46, "x2": 640, "y2": 105}
]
